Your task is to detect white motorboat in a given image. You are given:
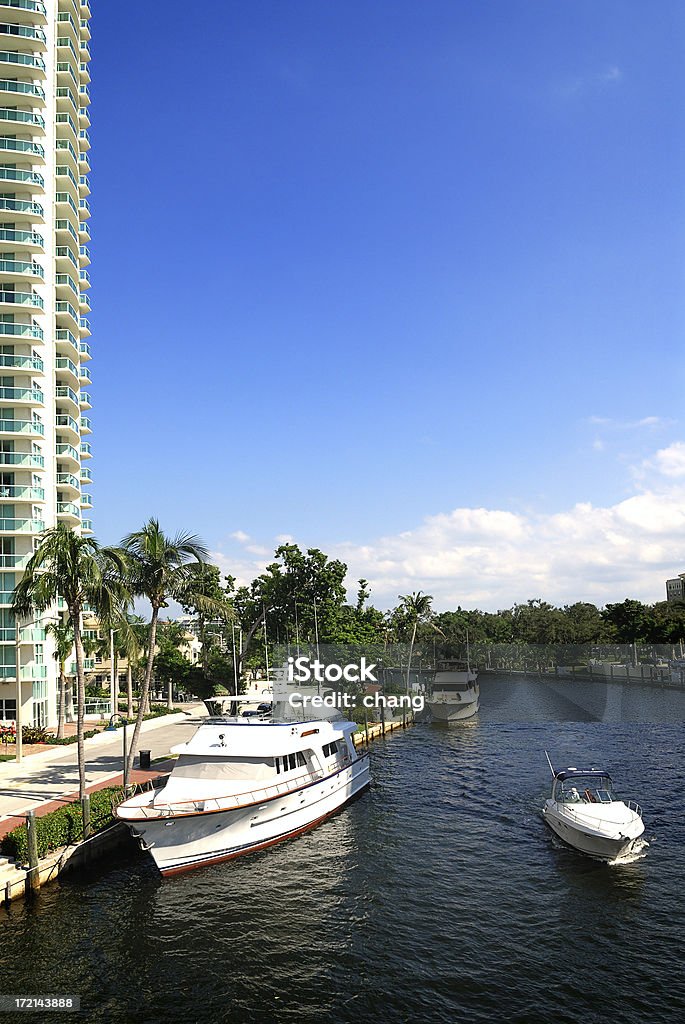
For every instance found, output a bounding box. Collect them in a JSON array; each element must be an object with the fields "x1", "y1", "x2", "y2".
[
  {"x1": 426, "y1": 660, "x2": 479, "y2": 722},
  {"x1": 116, "y1": 717, "x2": 370, "y2": 876},
  {"x1": 542, "y1": 756, "x2": 645, "y2": 861}
]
